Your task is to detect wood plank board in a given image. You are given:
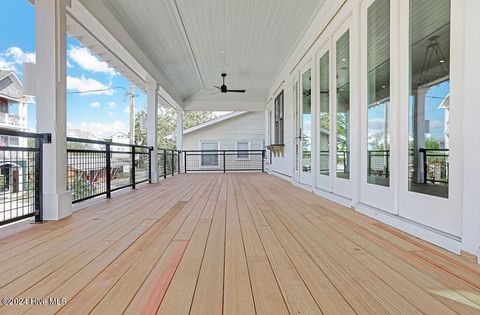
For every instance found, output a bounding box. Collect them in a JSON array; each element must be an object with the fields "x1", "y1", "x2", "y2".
[{"x1": 0, "y1": 173, "x2": 478, "y2": 314}]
